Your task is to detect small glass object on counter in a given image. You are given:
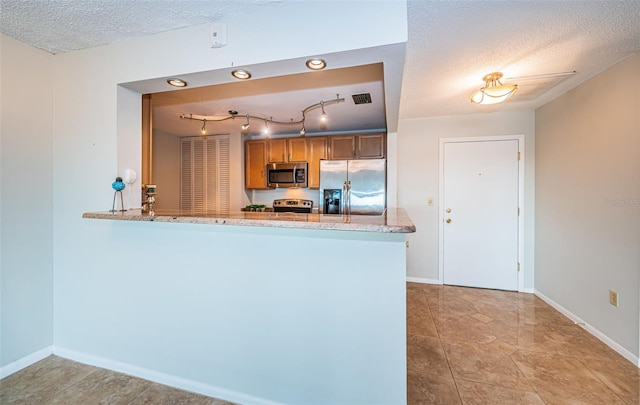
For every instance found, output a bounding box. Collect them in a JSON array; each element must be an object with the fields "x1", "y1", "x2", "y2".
[{"x1": 142, "y1": 184, "x2": 157, "y2": 216}]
